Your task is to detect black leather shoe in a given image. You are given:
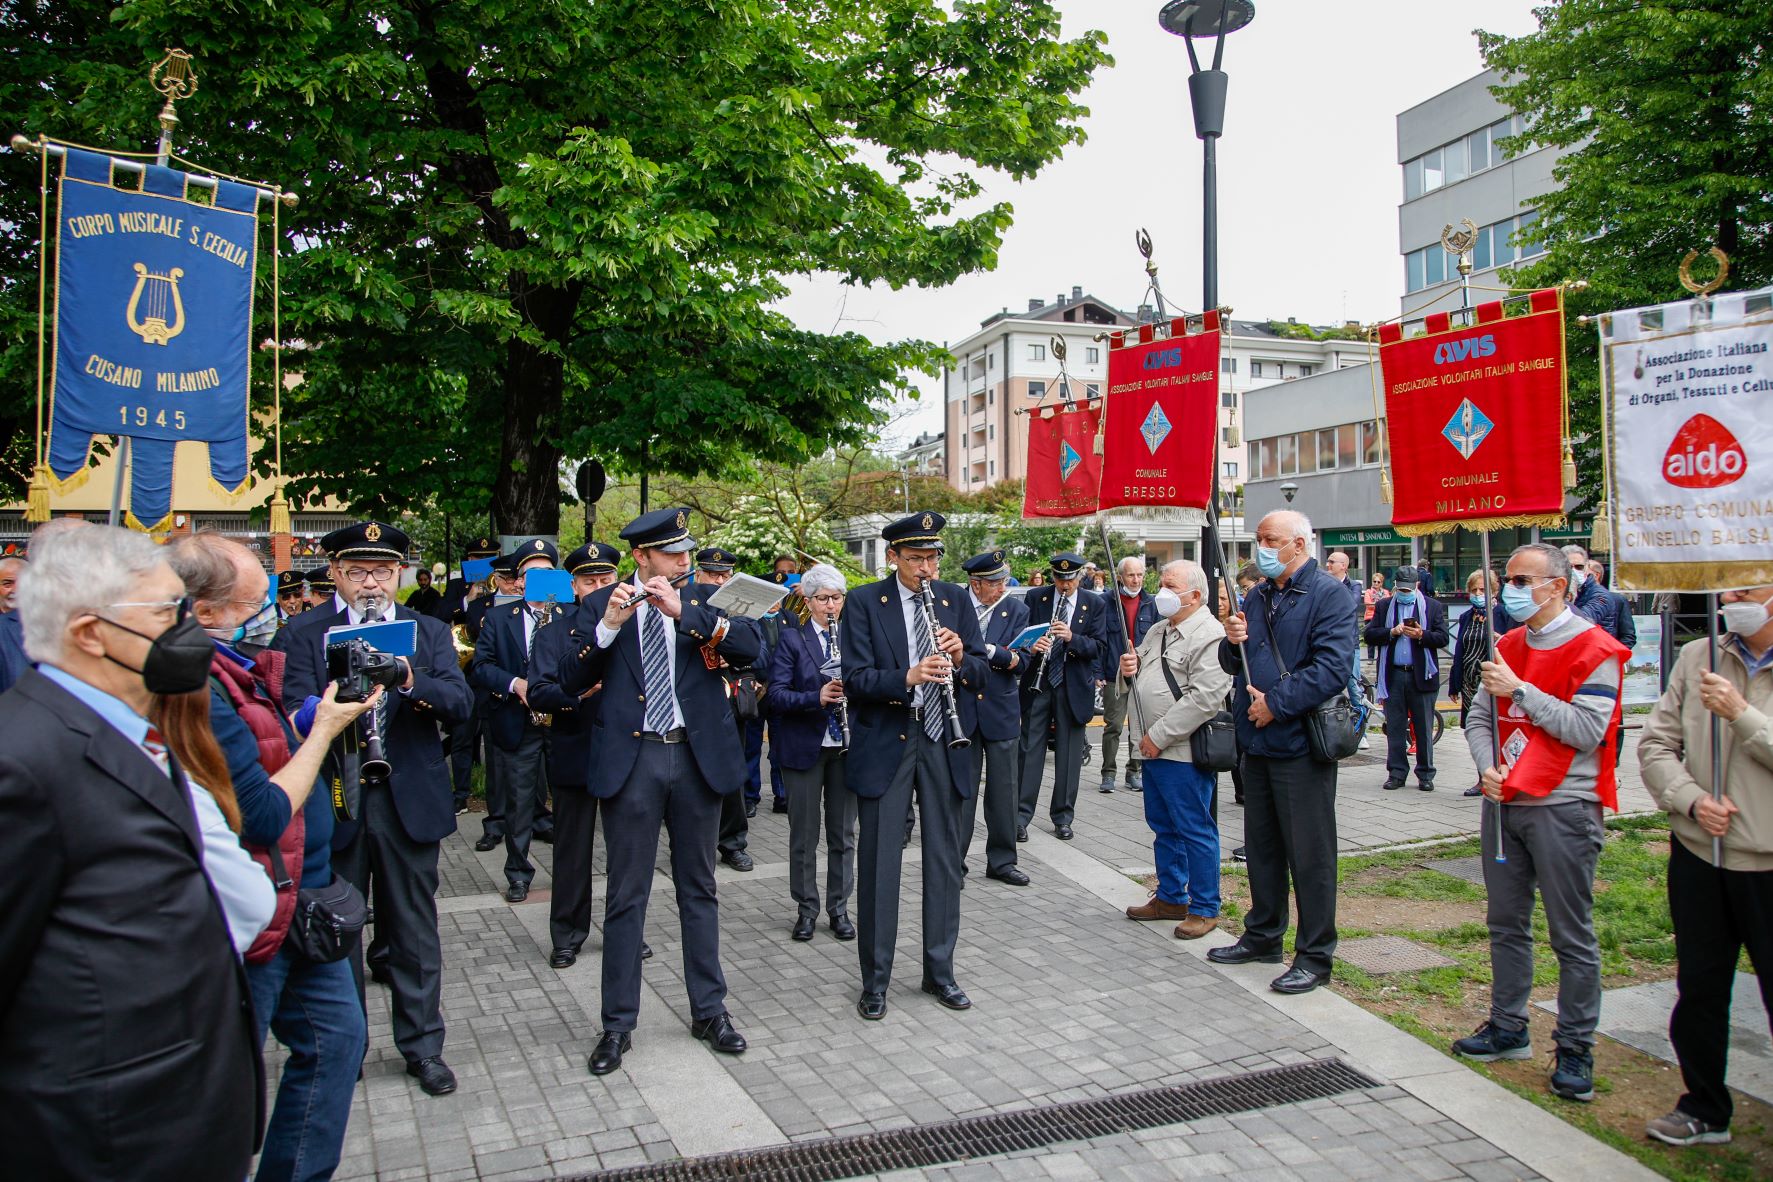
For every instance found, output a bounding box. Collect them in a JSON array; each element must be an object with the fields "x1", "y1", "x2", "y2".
[
  {"x1": 368, "y1": 962, "x2": 394, "y2": 986},
  {"x1": 1382, "y1": 780, "x2": 1404, "y2": 791},
  {"x1": 791, "y1": 916, "x2": 815, "y2": 942},
  {"x1": 720, "y1": 850, "x2": 754, "y2": 872},
  {"x1": 1206, "y1": 939, "x2": 1284, "y2": 966},
  {"x1": 1054, "y1": 825, "x2": 1074, "y2": 840},
  {"x1": 1016, "y1": 826, "x2": 1028, "y2": 843},
  {"x1": 506, "y1": 881, "x2": 529, "y2": 903},
  {"x1": 642, "y1": 942, "x2": 653, "y2": 960},
  {"x1": 690, "y1": 1011, "x2": 748, "y2": 1054},
  {"x1": 1270, "y1": 965, "x2": 1331, "y2": 995},
  {"x1": 1418, "y1": 781, "x2": 1436, "y2": 792},
  {"x1": 986, "y1": 867, "x2": 1031, "y2": 887},
  {"x1": 772, "y1": 798, "x2": 789, "y2": 814},
  {"x1": 830, "y1": 914, "x2": 856, "y2": 940},
  {"x1": 535, "y1": 827, "x2": 555, "y2": 844},
  {"x1": 857, "y1": 991, "x2": 887, "y2": 1021},
  {"x1": 588, "y1": 1031, "x2": 631, "y2": 1075},
  {"x1": 549, "y1": 947, "x2": 577, "y2": 969},
  {"x1": 406, "y1": 1056, "x2": 457, "y2": 1096},
  {"x1": 745, "y1": 801, "x2": 757, "y2": 818},
  {"x1": 474, "y1": 834, "x2": 500, "y2": 852},
  {"x1": 921, "y1": 979, "x2": 972, "y2": 1010}
]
